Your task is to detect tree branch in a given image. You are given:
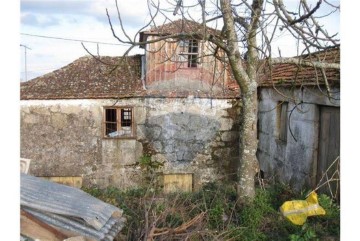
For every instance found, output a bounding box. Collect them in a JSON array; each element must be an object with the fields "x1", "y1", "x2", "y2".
[
  {"x1": 271, "y1": 57, "x2": 340, "y2": 69},
  {"x1": 289, "y1": 0, "x2": 322, "y2": 25}
]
